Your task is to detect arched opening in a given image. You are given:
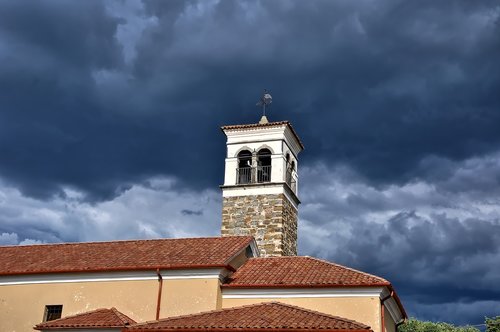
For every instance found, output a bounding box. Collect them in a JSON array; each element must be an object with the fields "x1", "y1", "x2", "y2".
[
  {"x1": 286, "y1": 157, "x2": 293, "y2": 187},
  {"x1": 237, "y1": 150, "x2": 252, "y2": 184},
  {"x1": 286, "y1": 159, "x2": 297, "y2": 193},
  {"x1": 257, "y1": 148, "x2": 272, "y2": 183}
]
